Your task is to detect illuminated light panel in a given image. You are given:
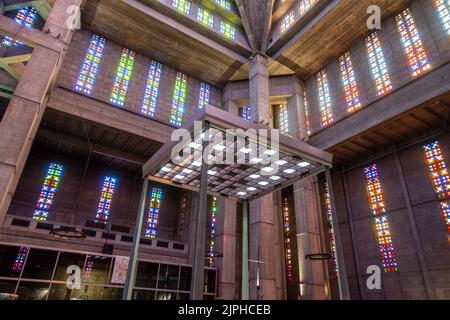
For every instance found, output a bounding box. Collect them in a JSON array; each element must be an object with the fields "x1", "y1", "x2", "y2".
[
  {"x1": 324, "y1": 183, "x2": 337, "y2": 275},
  {"x1": 95, "y1": 176, "x2": 117, "y2": 224},
  {"x1": 395, "y1": 8, "x2": 431, "y2": 77},
  {"x1": 198, "y1": 82, "x2": 211, "y2": 109},
  {"x1": 339, "y1": 51, "x2": 361, "y2": 113},
  {"x1": 141, "y1": 60, "x2": 163, "y2": 117},
  {"x1": 145, "y1": 187, "x2": 163, "y2": 239},
  {"x1": 316, "y1": 69, "x2": 333, "y2": 127},
  {"x1": 12, "y1": 247, "x2": 29, "y2": 274},
  {"x1": 207, "y1": 196, "x2": 218, "y2": 267},
  {"x1": 239, "y1": 105, "x2": 252, "y2": 121},
  {"x1": 279, "y1": 103, "x2": 289, "y2": 134},
  {"x1": 280, "y1": 10, "x2": 295, "y2": 34},
  {"x1": 2, "y1": 7, "x2": 38, "y2": 47},
  {"x1": 110, "y1": 48, "x2": 135, "y2": 106},
  {"x1": 434, "y1": 0, "x2": 450, "y2": 36},
  {"x1": 177, "y1": 190, "x2": 188, "y2": 241},
  {"x1": 366, "y1": 32, "x2": 392, "y2": 96},
  {"x1": 75, "y1": 35, "x2": 106, "y2": 95},
  {"x1": 299, "y1": 0, "x2": 318, "y2": 16},
  {"x1": 220, "y1": 20, "x2": 236, "y2": 40},
  {"x1": 172, "y1": 0, "x2": 191, "y2": 14},
  {"x1": 33, "y1": 163, "x2": 64, "y2": 221},
  {"x1": 197, "y1": 8, "x2": 214, "y2": 28},
  {"x1": 170, "y1": 72, "x2": 188, "y2": 126},
  {"x1": 215, "y1": 0, "x2": 231, "y2": 11},
  {"x1": 424, "y1": 141, "x2": 450, "y2": 232},
  {"x1": 364, "y1": 164, "x2": 398, "y2": 273},
  {"x1": 282, "y1": 197, "x2": 293, "y2": 282}
]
